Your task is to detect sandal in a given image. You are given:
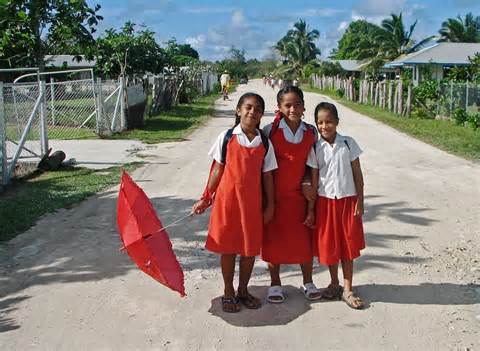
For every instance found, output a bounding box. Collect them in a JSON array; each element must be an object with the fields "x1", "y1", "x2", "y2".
[
  {"x1": 237, "y1": 292, "x2": 262, "y2": 309},
  {"x1": 267, "y1": 285, "x2": 285, "y2": 304},
  {"x1": 302, "y1": 282, "x2": 322, "y2": 301},
  {"x1": 322, "y1": 283, "x2": 343, "y2": 300},
  {"x1": 342, "y1": 291, "x2": 364, "y2": 309},
  {"x1": 221, "y1": 296, "x2": 240, "y2": 313}
]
